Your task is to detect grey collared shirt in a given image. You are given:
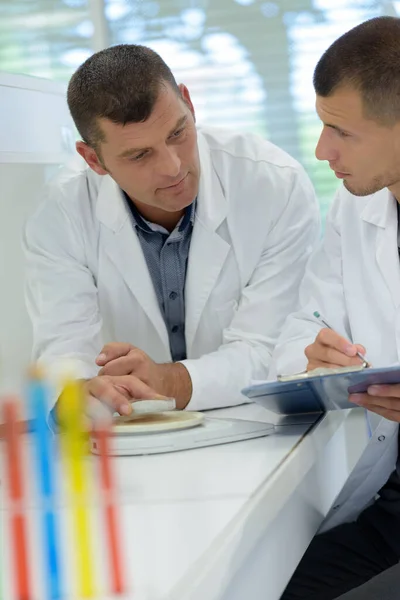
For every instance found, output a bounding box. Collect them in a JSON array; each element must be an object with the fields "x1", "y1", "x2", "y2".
[{"x1": 125, "y1": 194, "x2": 196, "y2": 362}]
